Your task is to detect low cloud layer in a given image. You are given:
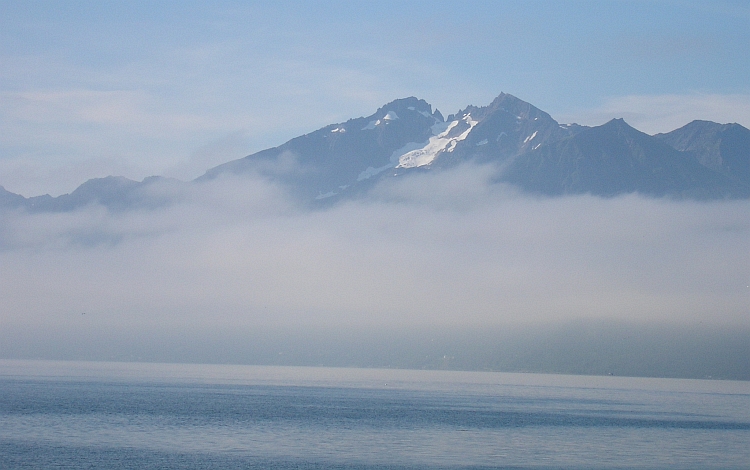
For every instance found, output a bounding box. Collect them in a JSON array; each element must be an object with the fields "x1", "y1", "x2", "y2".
[
  {"x1": 3, "y1": 164, "x2": 749, "y2": 377},
  {"x1": 2, "y1": 165, "x2": 748, "y2": 340}
]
